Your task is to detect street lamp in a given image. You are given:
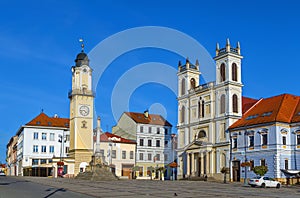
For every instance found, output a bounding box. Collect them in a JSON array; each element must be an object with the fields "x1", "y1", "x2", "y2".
[
  {"x1": 243, "y1": 130, "x2": 248, "y2": 186},
  {"x1": 58, "y1": 133, "x2": 66, "y2": 176},
  {"x1": 171, "y1": 134, "x2": 176, "y2": 181}
]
